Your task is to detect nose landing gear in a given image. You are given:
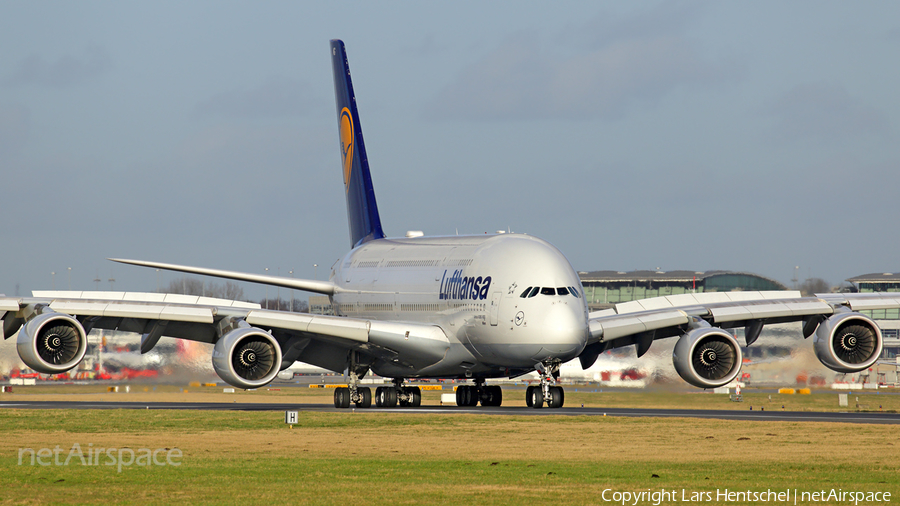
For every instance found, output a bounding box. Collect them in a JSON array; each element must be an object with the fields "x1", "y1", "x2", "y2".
[{"x1": 526, "y1": 361, "x2": 564, "y2": 409}]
